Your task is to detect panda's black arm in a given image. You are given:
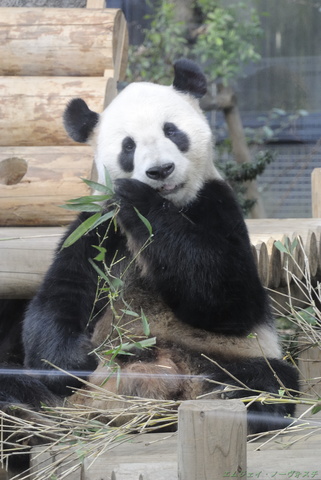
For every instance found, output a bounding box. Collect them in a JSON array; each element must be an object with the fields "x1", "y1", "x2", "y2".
[
  {"x1": 115, "y1": 178, "x2": 269, "y2": 335},
  {"x1": 22, "y1": 211, "x2": 122, "y2": 396}
]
